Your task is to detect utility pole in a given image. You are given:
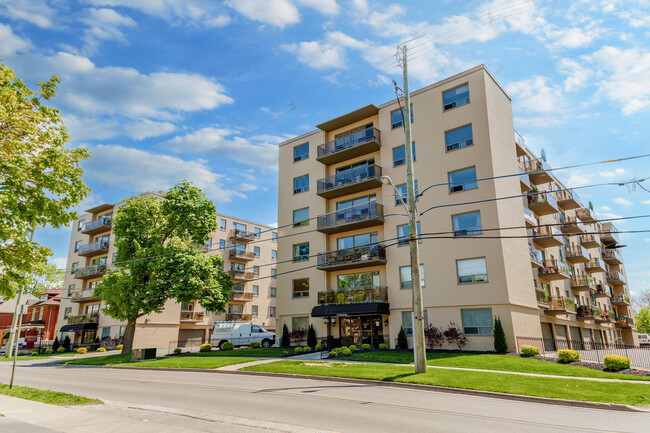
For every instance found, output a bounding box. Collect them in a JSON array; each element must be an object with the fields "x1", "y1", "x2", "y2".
[
  {"x1": 398, "y1": 44, "x2": 427, "y2": 373},
  {"x1": 5, "y1": 230, "x2": 34, "y2": 358},
  {"x1": 9, "y1": 304, "x2": 24, "y2": 389}
]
